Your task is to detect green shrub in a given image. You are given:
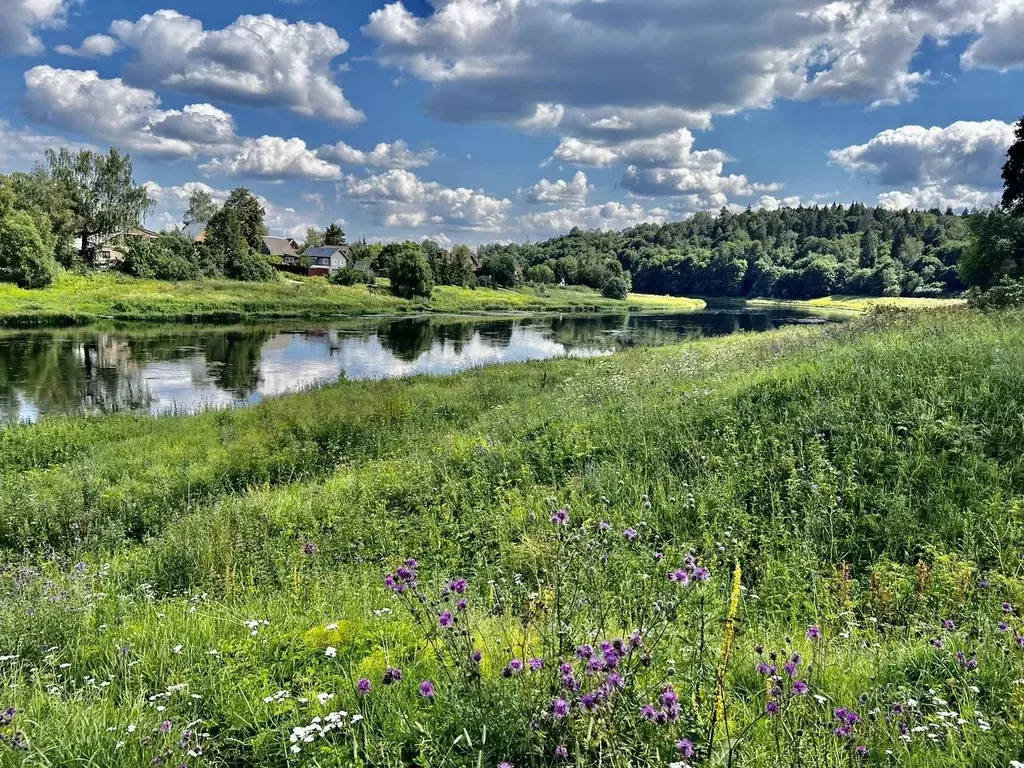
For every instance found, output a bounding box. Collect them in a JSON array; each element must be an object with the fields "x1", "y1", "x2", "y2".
[
  {"x1": 329, "y1": 267, "x2": 369, "y2": 286},
  {"x1": 388, "y1": 243, "x2": 434, "y2": 299},
  {"x1": 601, "y1": 275, "x2": 629, "y2": 299},
  {"x1": 0, "y1": 208, "x2": 58, "y2": 289}
]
